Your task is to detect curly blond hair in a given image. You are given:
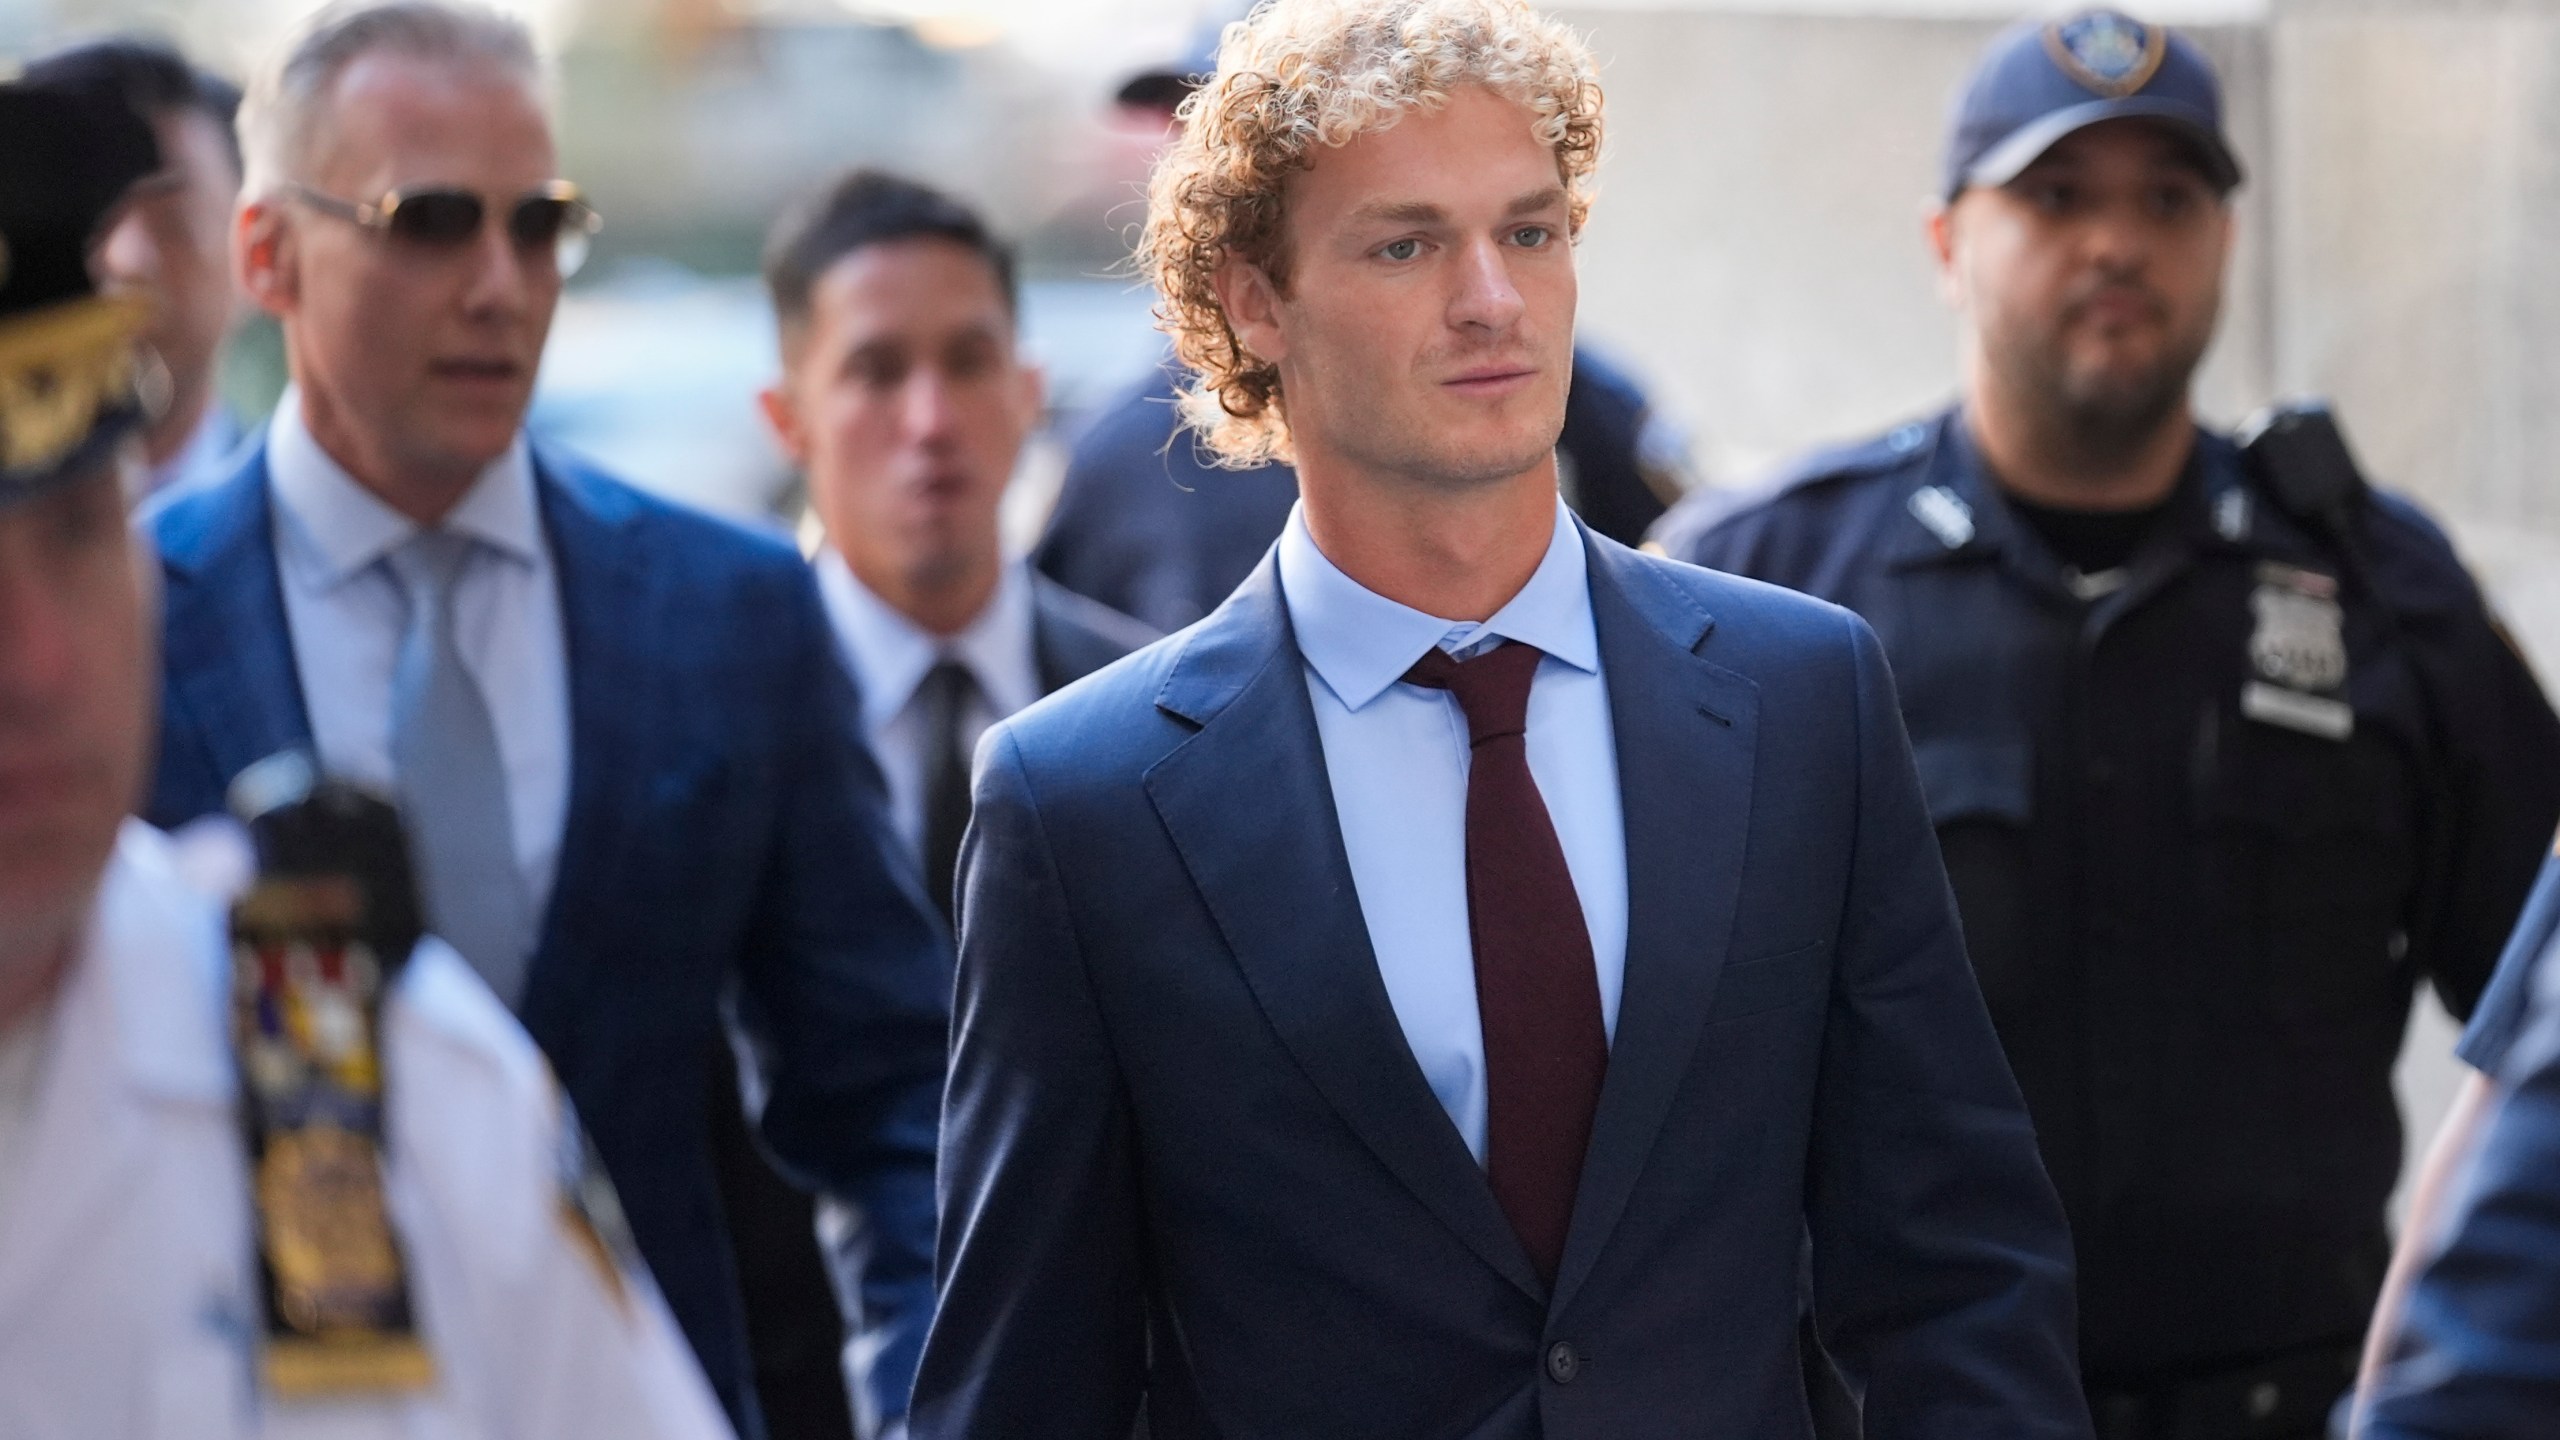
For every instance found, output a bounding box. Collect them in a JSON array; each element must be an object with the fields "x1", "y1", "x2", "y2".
[{"x1": 1138, "y1": 0, "x2": 1604, "y2": 467}]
